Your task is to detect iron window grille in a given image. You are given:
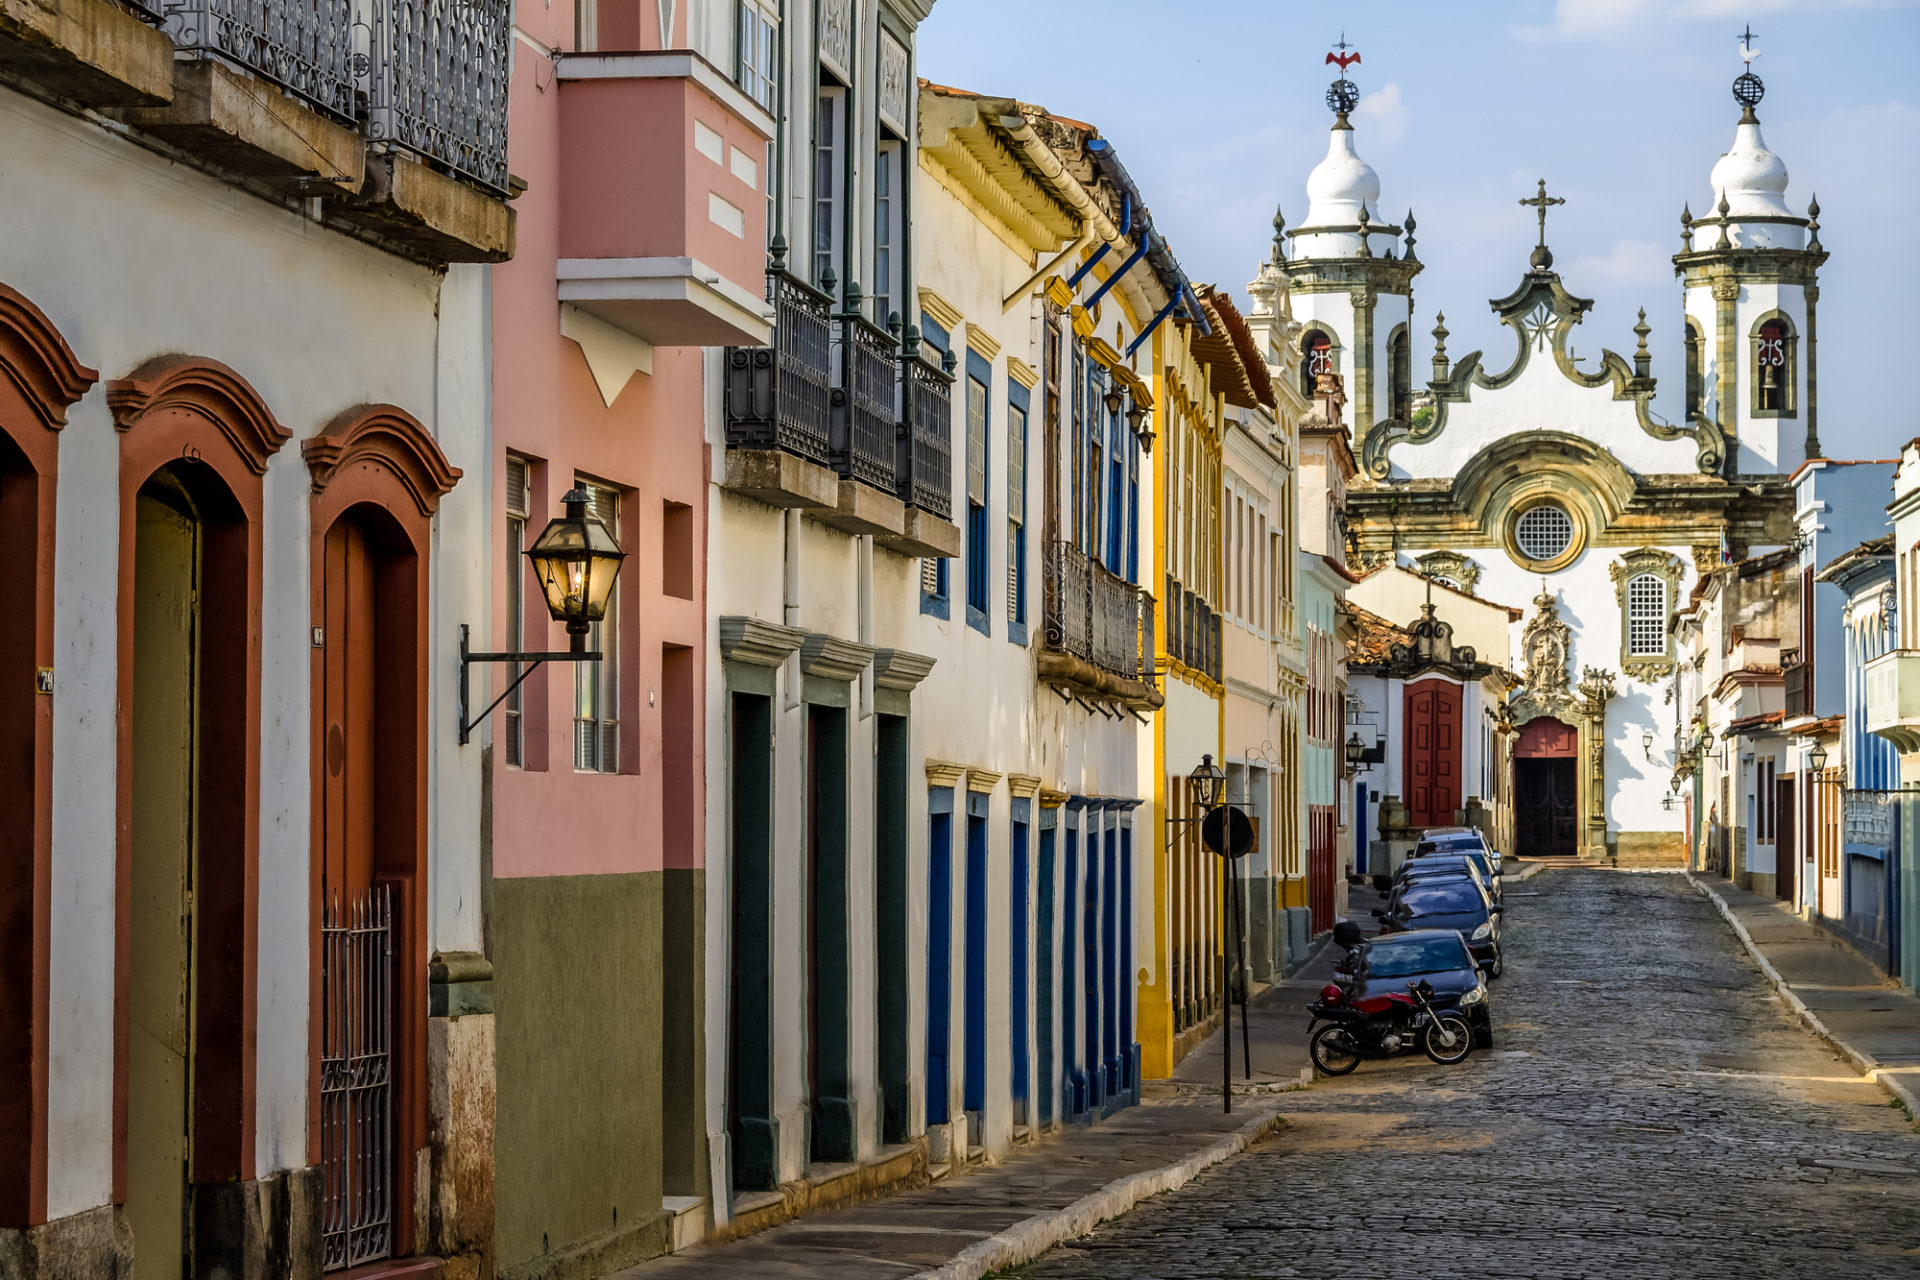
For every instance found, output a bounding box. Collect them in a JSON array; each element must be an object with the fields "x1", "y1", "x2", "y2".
[
  {"x1": 1515, "y1": 504, "x2": 1573, "y2": 562},
  {"x1": 320, "y1": 886, "x2": 394, "y2": 1272}
]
